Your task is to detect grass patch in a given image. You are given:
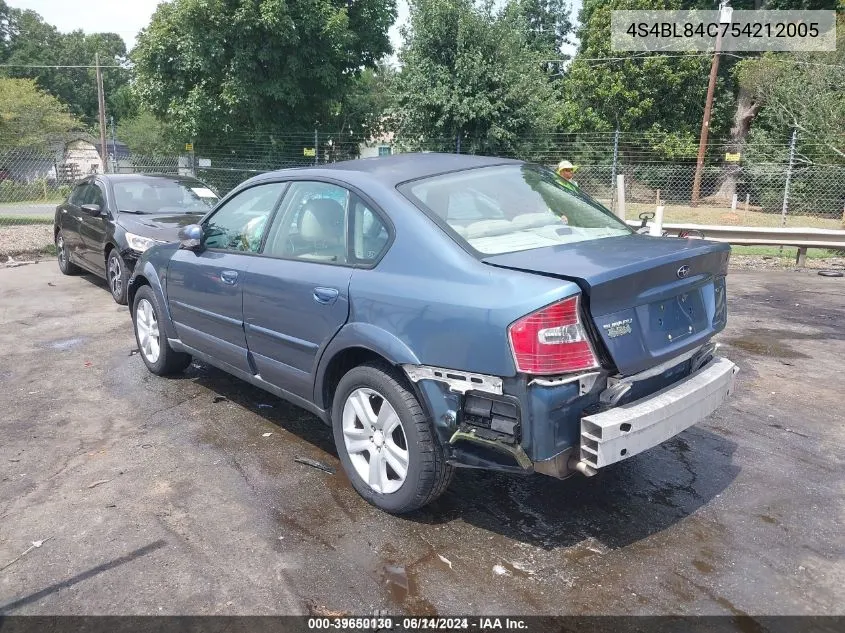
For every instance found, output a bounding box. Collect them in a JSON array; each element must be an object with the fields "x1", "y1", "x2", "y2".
[
  {"x1": 0, "y1": 215, "x2": 54, "y2": 226},
  {"x1": 730, "y1": 245, "x2": 840, "y2": 260}
]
